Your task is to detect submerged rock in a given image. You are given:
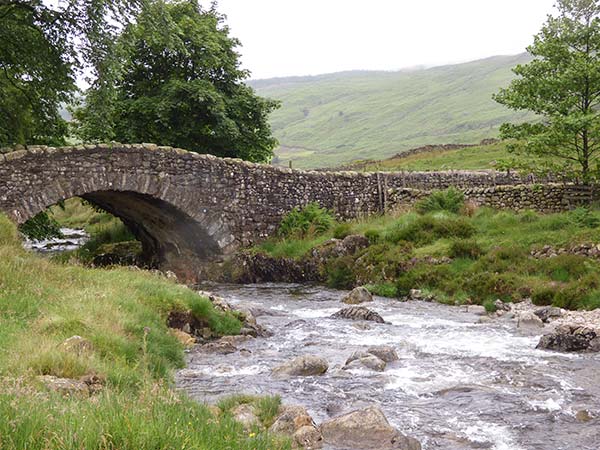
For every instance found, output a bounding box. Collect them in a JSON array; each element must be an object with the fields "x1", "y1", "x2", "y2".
[
  {"x1": 366, "y1": 345, "x2": 399, "y2": 362},
  {"x1": 344, "y1": 355, "x2": 386, "y2": 372},
  {"x1": 331, "y1": 306, "x2": 386, "y2": 323},
  {"x1": 537, "y1": 325, "x2": 600, "y2": 352},
  {"x1": 272, "y1": 355, "x2": 329, "y2": 377},
  {"x1": 342, "y1": 286, "x2": 373, "y2": 304},
  {"x1": 319, "y1": 406, "x2": 421, "y2": 450},
  {"x1": 344, "y1": 345, "x2": 398, "y2": 371}
]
